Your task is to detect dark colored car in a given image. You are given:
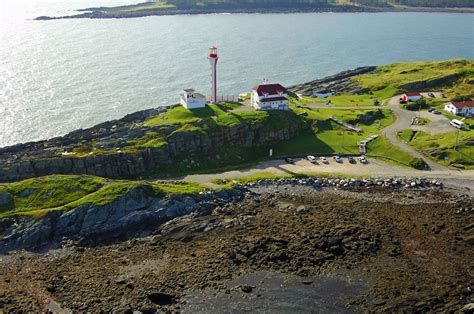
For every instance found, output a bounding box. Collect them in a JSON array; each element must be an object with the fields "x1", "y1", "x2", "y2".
[
  {"x1": 428, "y1": 92, "x2": 435, "y2": 98},
  {"x1": 348, "y1": 156, "x2": 356, "y2": 164},
  {"x1": 285, "y1": 158, "x2": 295, "y2": 164},
  {"x1": 428, "y1": 107, "x2": 435, "y2": 112},
  {"x1": 399, "y1": 99, "x2": 407, "y2": 104},
  {"x1": 432, "y1": 110, "x2": 441, "y2": 115}
]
